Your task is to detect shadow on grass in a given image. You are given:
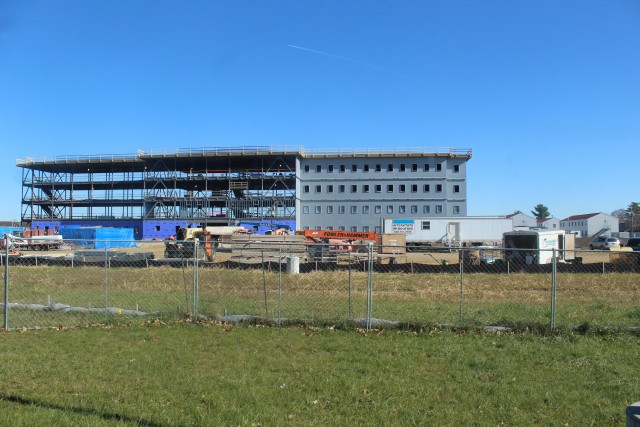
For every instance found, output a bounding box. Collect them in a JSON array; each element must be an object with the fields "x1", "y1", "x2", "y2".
[{"x1": 0, "y1": 392, "x2": 166, "y2": 427}]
